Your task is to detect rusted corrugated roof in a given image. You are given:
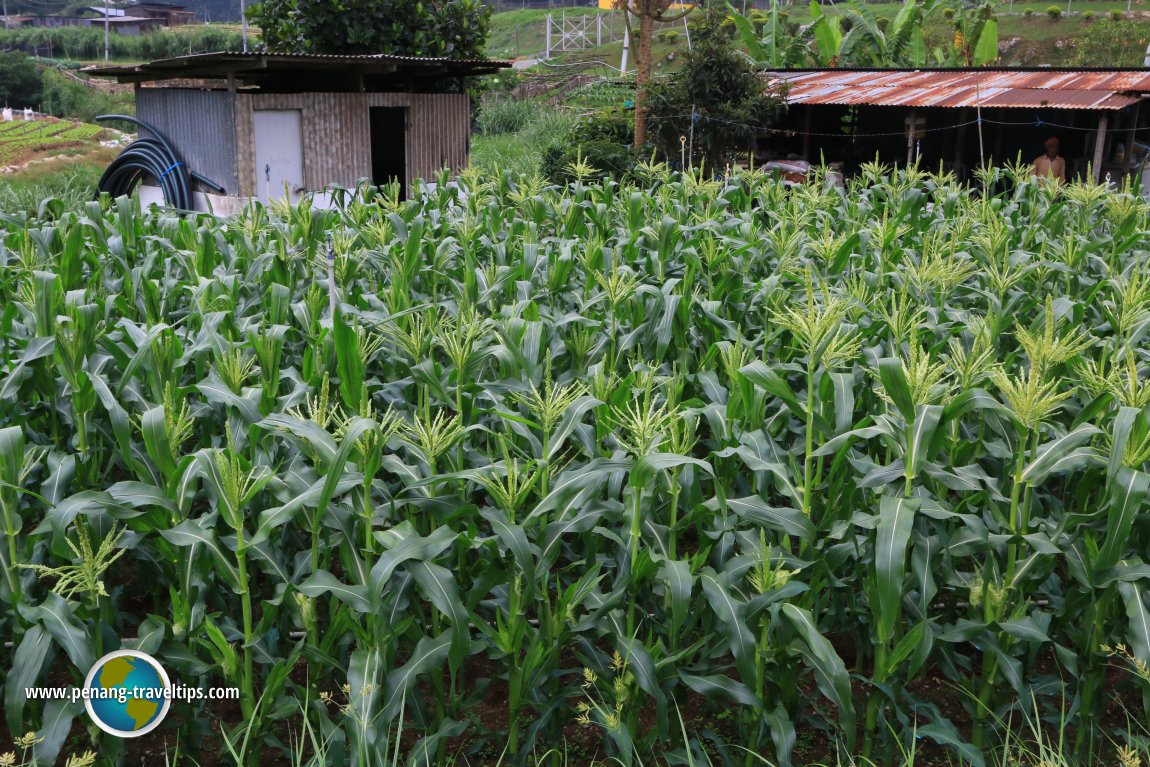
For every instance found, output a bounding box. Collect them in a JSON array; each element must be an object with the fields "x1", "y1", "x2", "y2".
[{"x1": 766, "y1": 69, "x2": 1150, "y2": 110}]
